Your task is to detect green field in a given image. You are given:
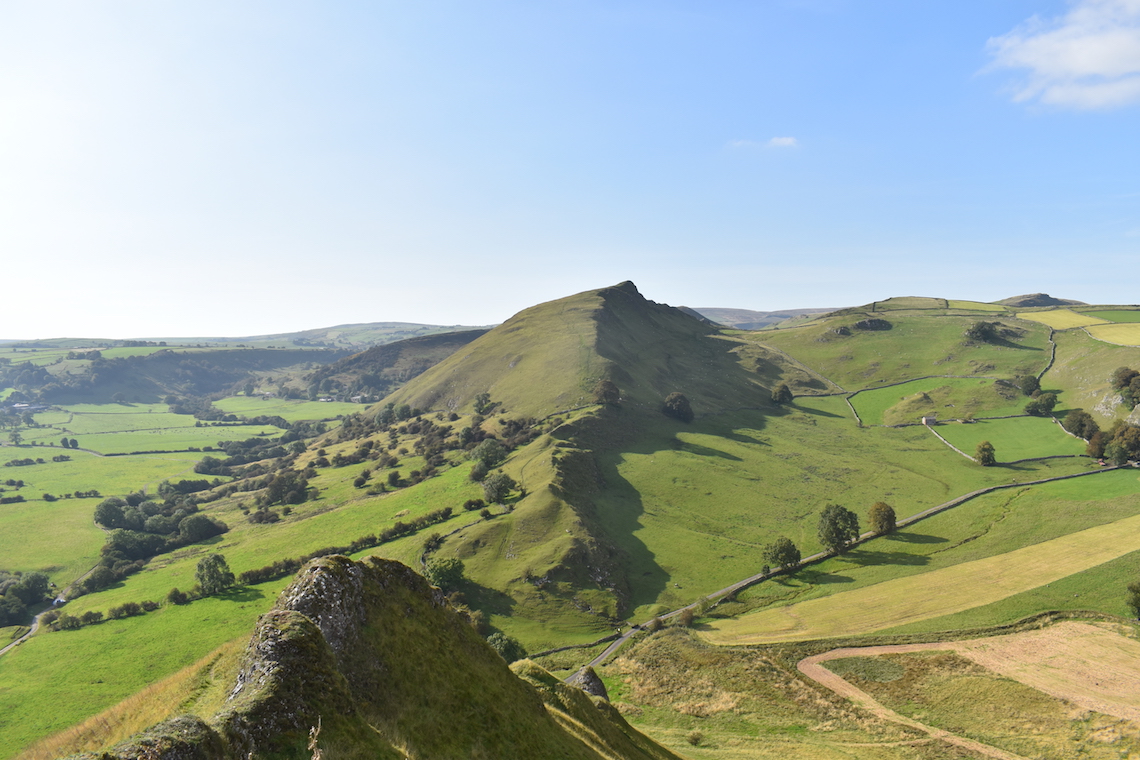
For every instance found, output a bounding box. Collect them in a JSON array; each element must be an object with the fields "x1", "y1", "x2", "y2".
[
  {"x1": 213, "y1": 395, "x2": 360, "y2": 421},
  {"x1": 590, "y1": 395, "x2": 1090, "y2": 622},
  {"x1": 706, "y1": 510, "x2": 1140, "y2": 644},
  {"x1": 1083, "y1": 309, "x2": 1140, "y2": 323},
  {"x1": 931, "y1": 415, "x2": 1088, "y2": 461},
  {"x1": 702, "y1": 470, "x2": 1140, "y2": 644},
  {"x1": 947, "y1": 300, "x2": 1007, "y2": 312},
  {"x1": 849, "y1": 376, "x2": 1025, "y2": 426},
  {"x1": 756, "y1": 314, "x2": 1051, "y2": 392}
]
